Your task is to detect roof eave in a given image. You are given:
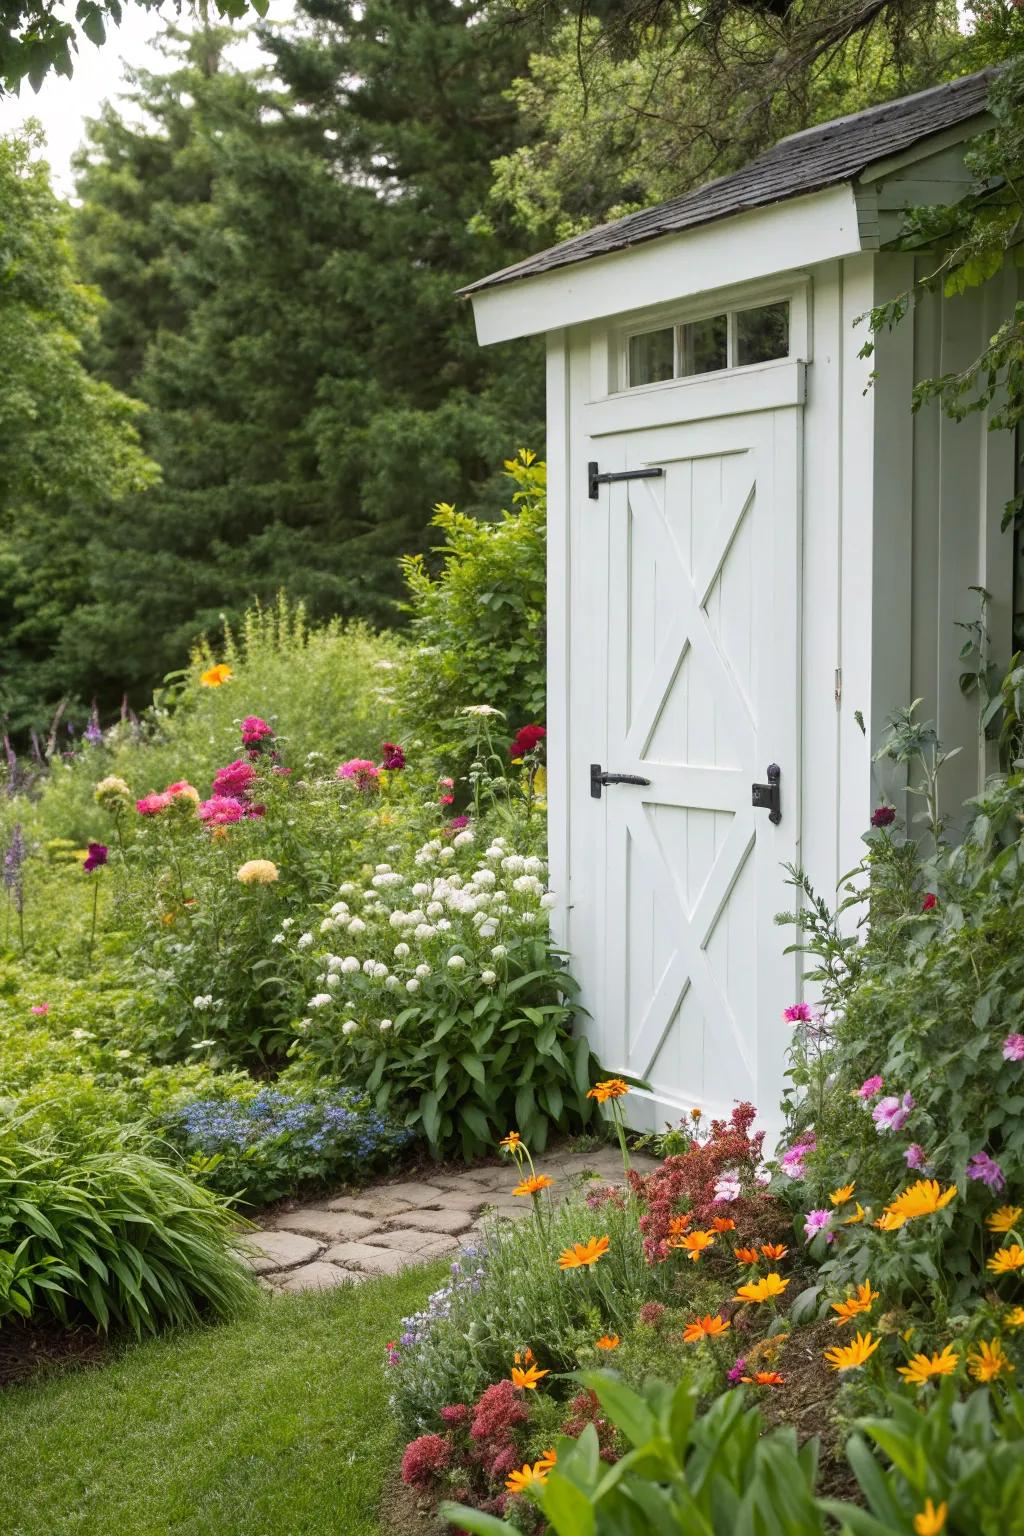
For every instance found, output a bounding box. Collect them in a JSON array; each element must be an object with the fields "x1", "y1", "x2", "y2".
[{"x1": 467, "y1": 182, "x2": 862, "y2": 346}]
